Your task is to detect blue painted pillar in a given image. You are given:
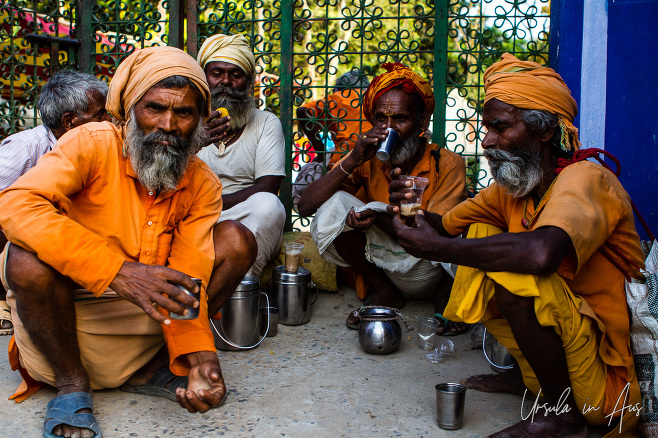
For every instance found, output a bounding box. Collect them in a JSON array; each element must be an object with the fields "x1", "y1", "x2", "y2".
[
  {"x1": 552, "y1": 0, "x2": 658, "y2": 240},
  {"x1": 605, "y1": 1, "x2": 658, "y2": 240}
]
